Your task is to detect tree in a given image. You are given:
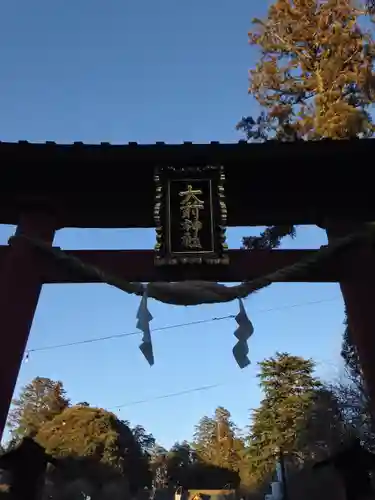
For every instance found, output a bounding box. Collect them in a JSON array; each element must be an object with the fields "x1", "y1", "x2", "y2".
[
  {"x1": 150, "y1": 443, "x2": 168, "y2": 465},
  {"x1": 168, "y1": 441, "x2": 196, "y2": 469},
  {"x1": 239, "y1": 0, "x2": 375, "y2": 142},
  {"x1": 36, "y1": 405, "x2": 151, "y2": 491},
  {"x1": 7, "y1": 377, "x2": 69, "y2": 440},
  {"x1": 212, "y1": 407, "x2": 245, "y2": 471},
  {"x1": 334, "y1": 313, "x2": 374, "y2": 446},
  {"x1": 166, "y1": 441, "x2": 196, "y2": 487},
  {"x1": 301, "y1": 387, "x2": 345, "y2": 459},
  {"x1": 128, "y1": 422, "x2": 155, "y2": 486},
  {"x1": 236, "y1": 3, "x2": 375, "y2": 444},
  {"x1": 127, "y1": 423, "x2": 155, "y2": 456},
  {"x1": 341, "y1": 312, "x2": 363, "y2": 382},
  {"x1": 193, "y1": 415, "x2": 217, "y2": 463},
  {"x1": 193, "y1": 407, "x2": 245, "y2": 472},
  {"x1": 247, "y1": 353, "x2": 321, "y2": 482},
  {"x1": 238, "y1": 0, "x2": 375, "y2": 251}
]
